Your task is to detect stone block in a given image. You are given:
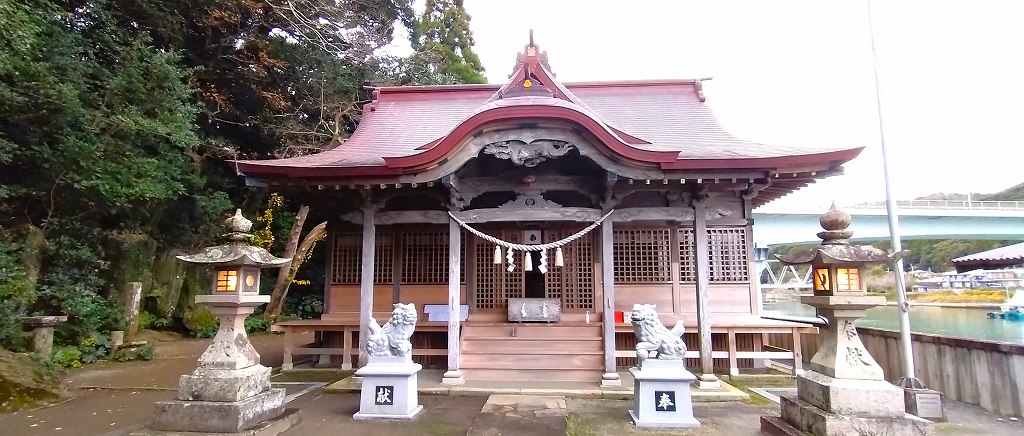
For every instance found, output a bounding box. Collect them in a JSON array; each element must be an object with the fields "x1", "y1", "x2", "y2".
[
  {"x1": 796, "y1": 371, "x2": 905, "y2": 417},
  {"x1": 628, "y1": 362, "x2": 700, "y2": 429},
  {"x1": 779, "y1": 394, "x2": 933, "y2": 436},
  {"x1": 904, "y1": 388, "x2": 946, "y2": 422},
  {"x1": 178, "y1": 364, "x2": 272, "y2": 402},
  {"x1": 353, "y1": 361, "x2": 422, "y2": 420},
  {"x1": 152, "y1": 388, "x2": 285, "y2": 433}
]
